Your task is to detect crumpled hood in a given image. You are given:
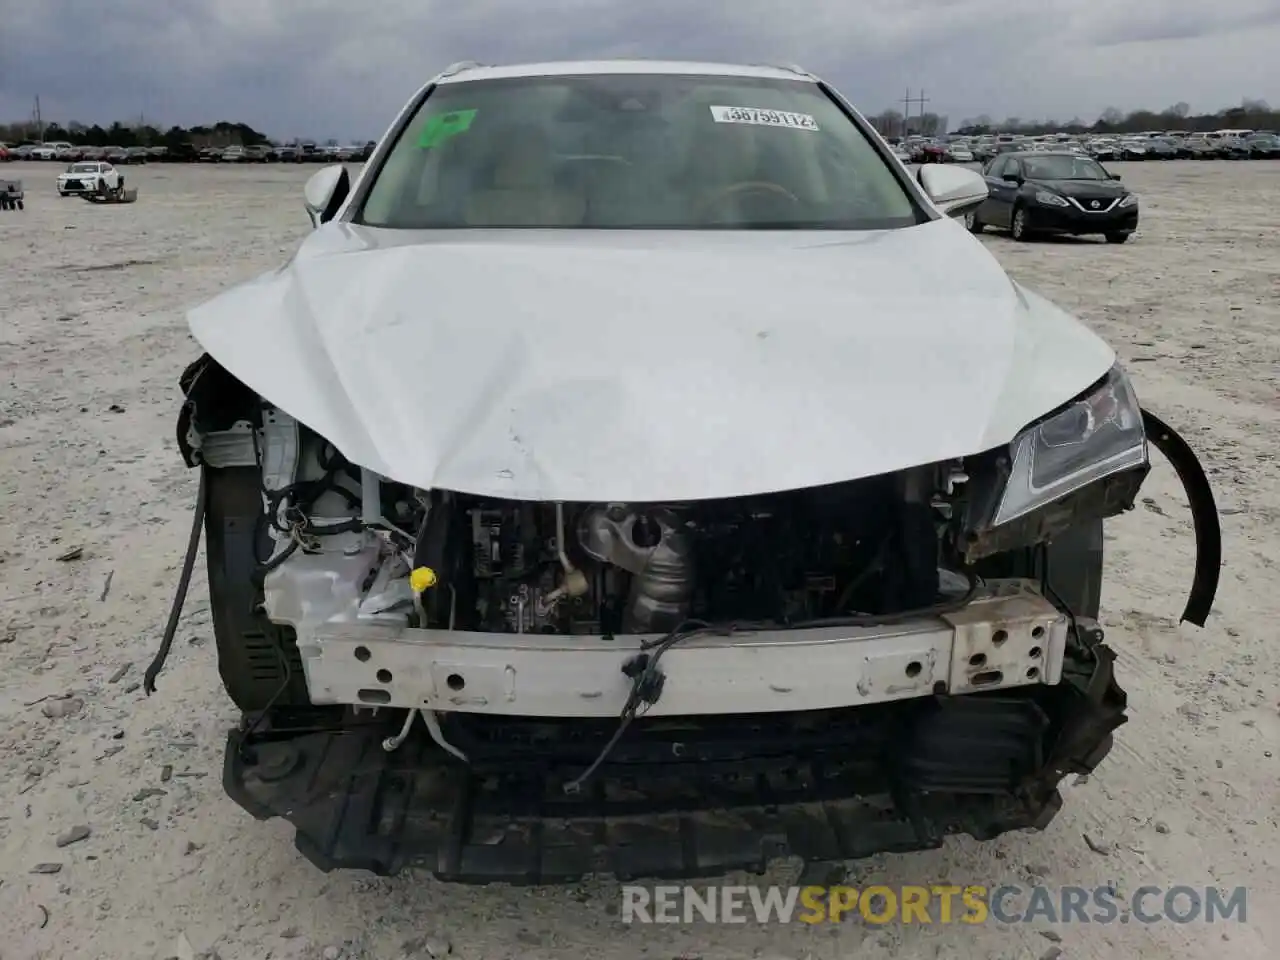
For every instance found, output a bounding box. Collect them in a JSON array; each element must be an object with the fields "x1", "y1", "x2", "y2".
[{"x1": 187, "y1": 218, "x2": 1114, "y2": 502}]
